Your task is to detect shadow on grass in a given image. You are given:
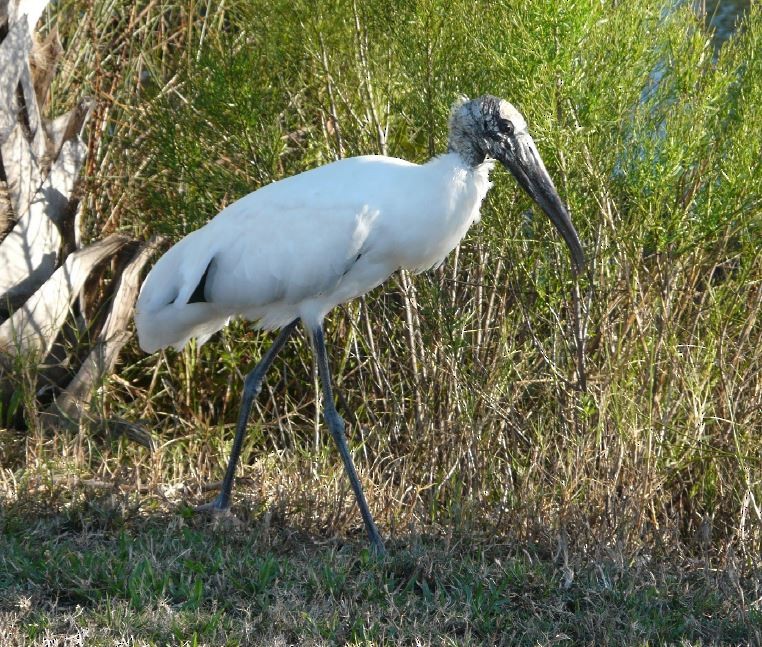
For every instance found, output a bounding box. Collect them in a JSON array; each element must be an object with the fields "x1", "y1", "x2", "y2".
[{"x1": 1, "y1": 484, "x2": 760, "y2": 645}]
